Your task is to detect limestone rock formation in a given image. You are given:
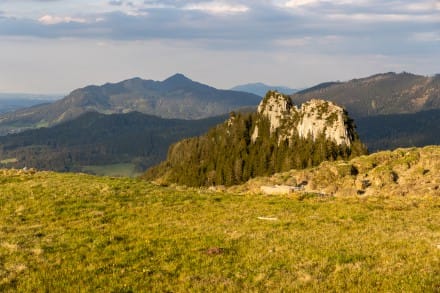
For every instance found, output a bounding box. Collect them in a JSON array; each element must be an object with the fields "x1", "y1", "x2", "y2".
[{"x1": 252, "y1": 91, "x2": 356, "y2": 146}]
